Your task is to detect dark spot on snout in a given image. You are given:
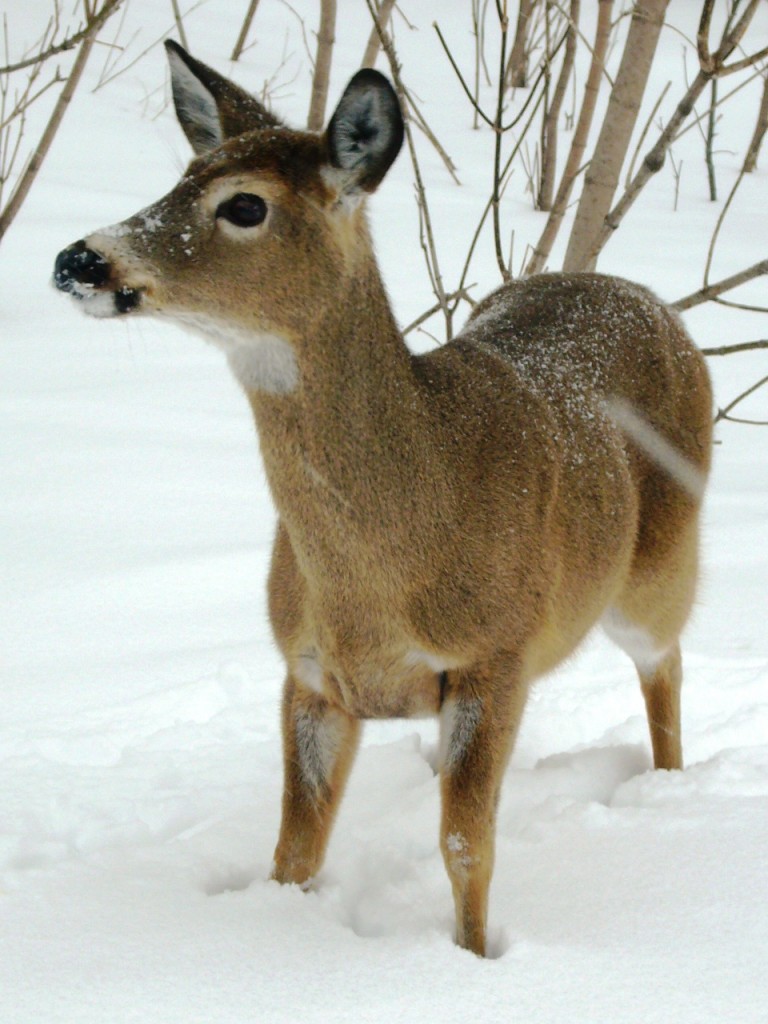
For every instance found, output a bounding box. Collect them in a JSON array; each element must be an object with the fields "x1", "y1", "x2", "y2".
[
  {"x1": 54, "y1": 239, "x2": 110, "y2": 293},
  {"x1": 115, "y1": 287, "x2": 141, "y2": 313}
]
